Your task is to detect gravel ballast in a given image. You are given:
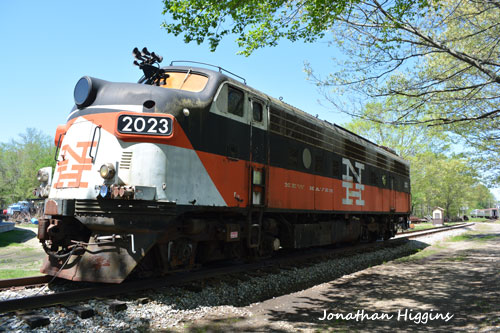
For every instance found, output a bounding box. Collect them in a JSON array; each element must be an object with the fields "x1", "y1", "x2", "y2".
[{"x1": 0, "y1": 227, "x2": 471, "y2": 332}]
